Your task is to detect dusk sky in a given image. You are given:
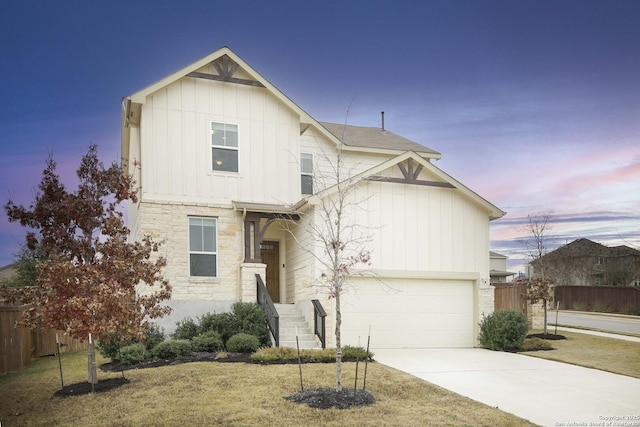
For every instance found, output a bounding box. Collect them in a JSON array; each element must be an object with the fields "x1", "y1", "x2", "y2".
[{"x1": 1, "y1": 1, "x2": 639, "y2": 273}]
